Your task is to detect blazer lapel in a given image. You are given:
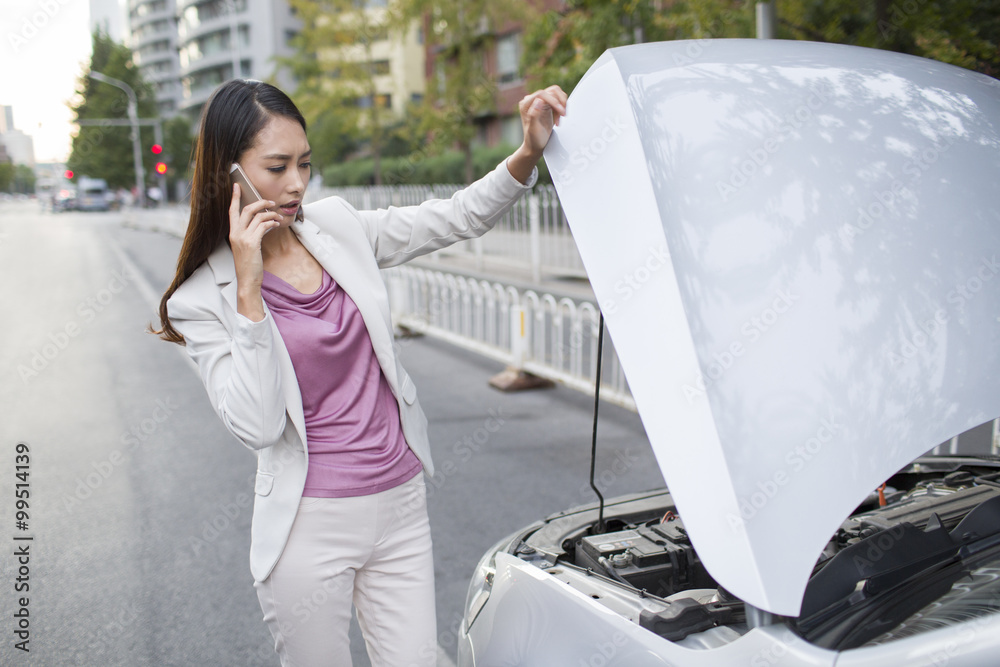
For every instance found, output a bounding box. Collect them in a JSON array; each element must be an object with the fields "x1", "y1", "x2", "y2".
[
  {"x1": 292, "y1": 217, "x2": 400, "y2": 390},
  {"x1": 207, "y1": 242, "x2": 308, "y2": 452},
  {"x1": 201, "y1": 212, "x2": 400, "y2": 456}
]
